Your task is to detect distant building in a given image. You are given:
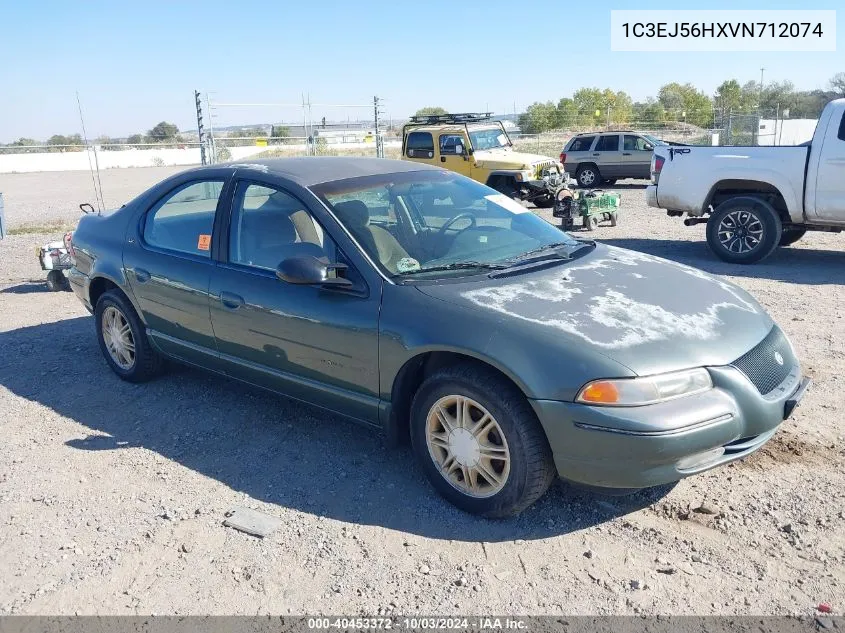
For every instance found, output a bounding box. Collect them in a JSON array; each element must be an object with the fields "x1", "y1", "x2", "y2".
[{"x1": 757, "y1": 118, "x2": 818, "y2": 146}]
